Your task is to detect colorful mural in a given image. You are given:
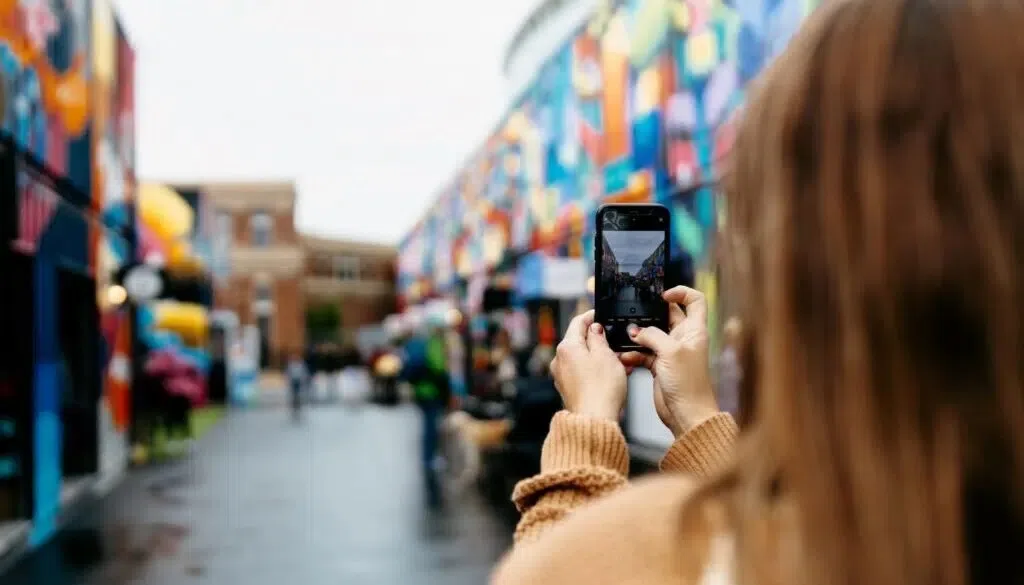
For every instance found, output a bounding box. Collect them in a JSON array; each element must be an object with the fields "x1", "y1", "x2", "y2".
[
  {"x1": 0, "y1": 0, "x2": 98, "y2": 547},
  {"x1": 0, "y1": 0, "x2": 92, "y2": 202},
  {"x1": 91, "y1": 0, "x2": 134, "y2": 483},
  {"x1": 0, "y1": 0, "x2": 143, "y2": 548},
  {"x1": 397, "y1": 0, "x2": 821, "y2": 336}
]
